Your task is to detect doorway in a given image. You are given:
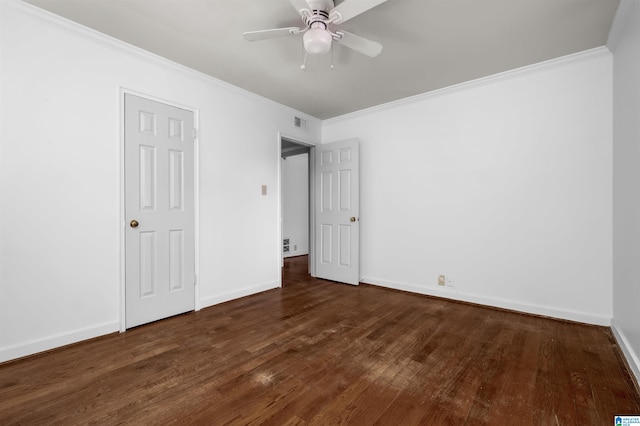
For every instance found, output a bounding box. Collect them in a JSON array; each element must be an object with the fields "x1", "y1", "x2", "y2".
[
  {"x1": 279, "y1": 136, "x2": 361, "y2": 285},
  {"x1": 280, "y1": 137, "x2": 314, "y2": 277}
]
